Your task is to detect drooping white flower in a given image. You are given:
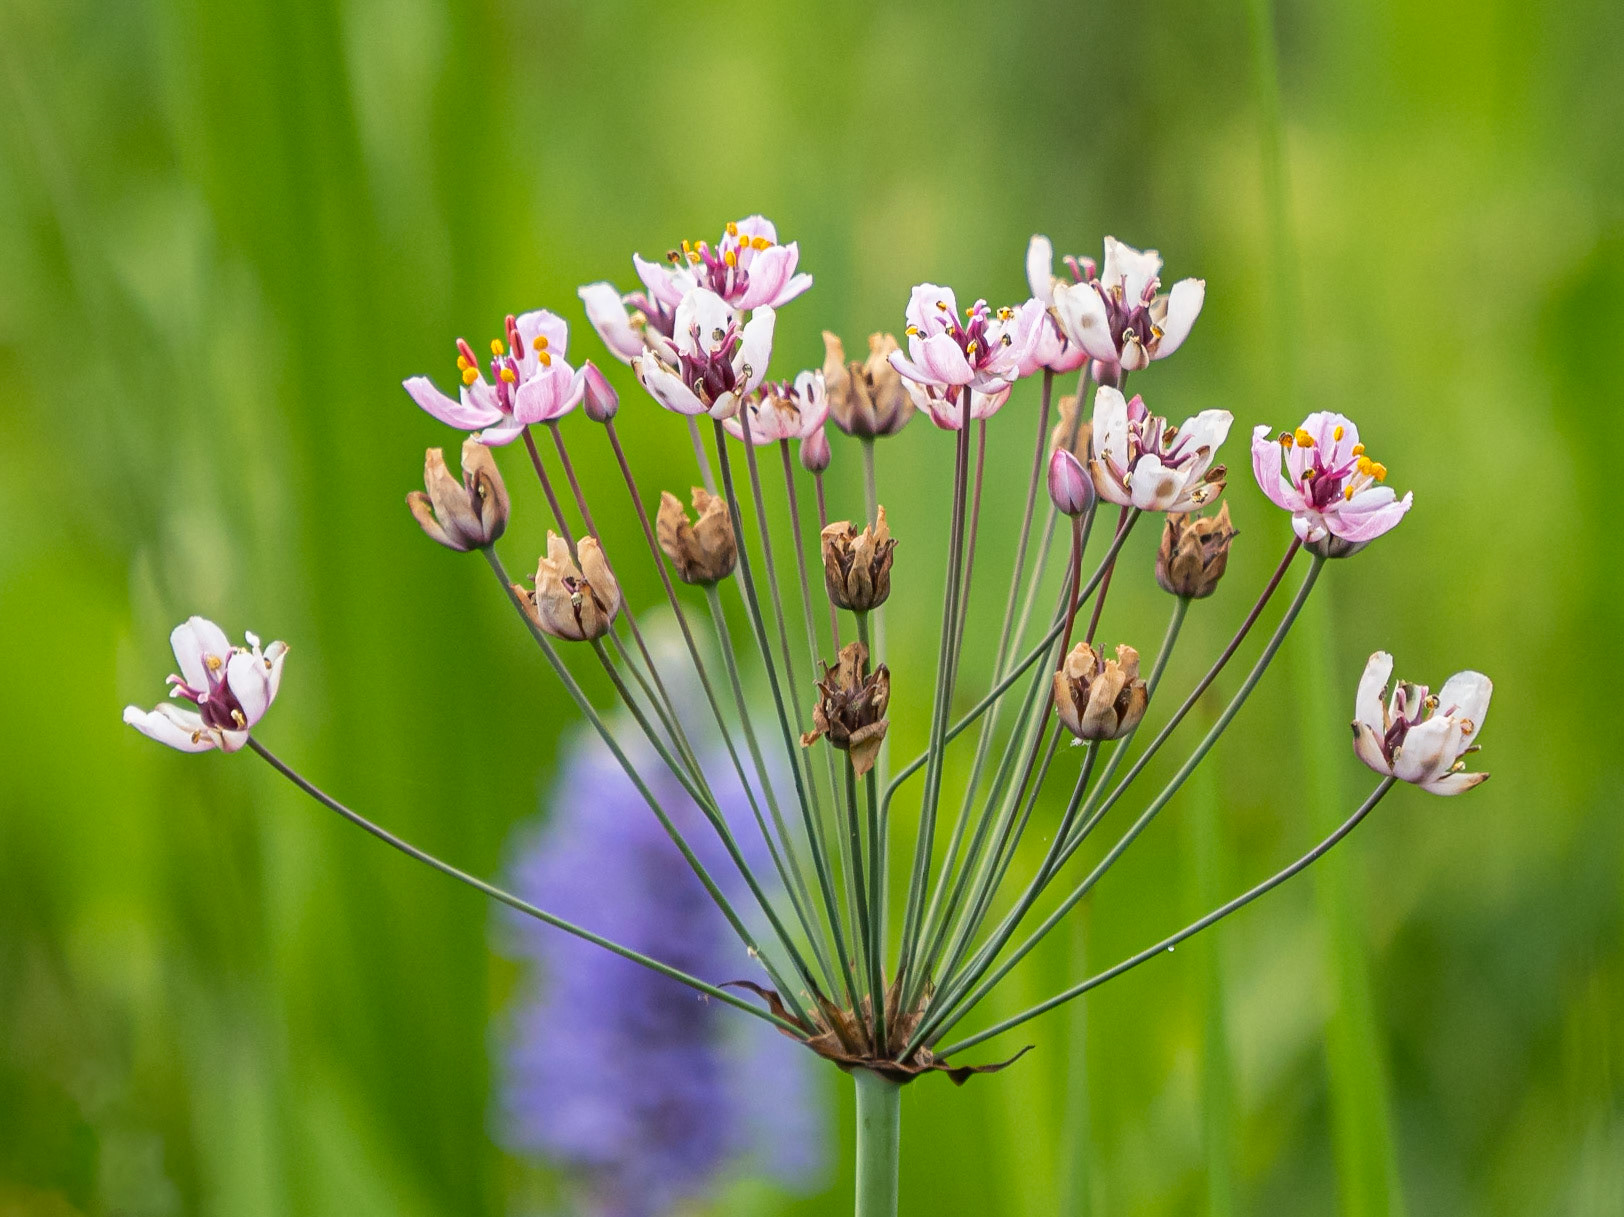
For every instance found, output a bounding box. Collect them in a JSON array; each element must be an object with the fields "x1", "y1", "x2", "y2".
[
  {"x1": 123, "y1": 617, "x2": 287, "y2": 753},
  {"x1": 404, "y1": 310, "x2": 586, "y2": 446},
  {"x1": 1351, "y1": 652, "x2": 1491, "y2": 795},
  {"x1": 1250, "y1": 412, "x2": 1413, "y2": 557},
  {"x1": 1040, "y1": 235, "x2": 1205, "y2": 381},
  {"x1": 1089, "y1": 386, "x2": 1231, "y2": 512}
]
